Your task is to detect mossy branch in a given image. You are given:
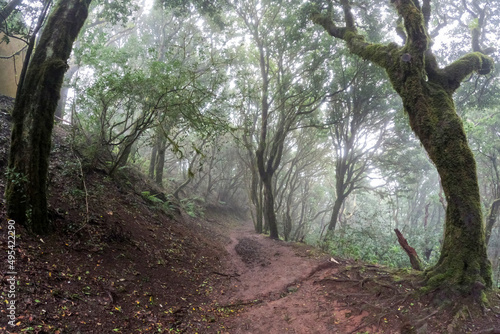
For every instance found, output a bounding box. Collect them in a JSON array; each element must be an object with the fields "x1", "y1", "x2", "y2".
[
  {"x1": 309, "y1": 12, "x2": 346, "y2": 39},
  {"x1": 310, "y1": 3, "x2": 399, "y2": 69},
  {"x1": 443, "y1": 52, "x2": 494, "y2": 84},
  {"x1": 391, "y1": 0, "x2": 429, "y2": 55}
]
